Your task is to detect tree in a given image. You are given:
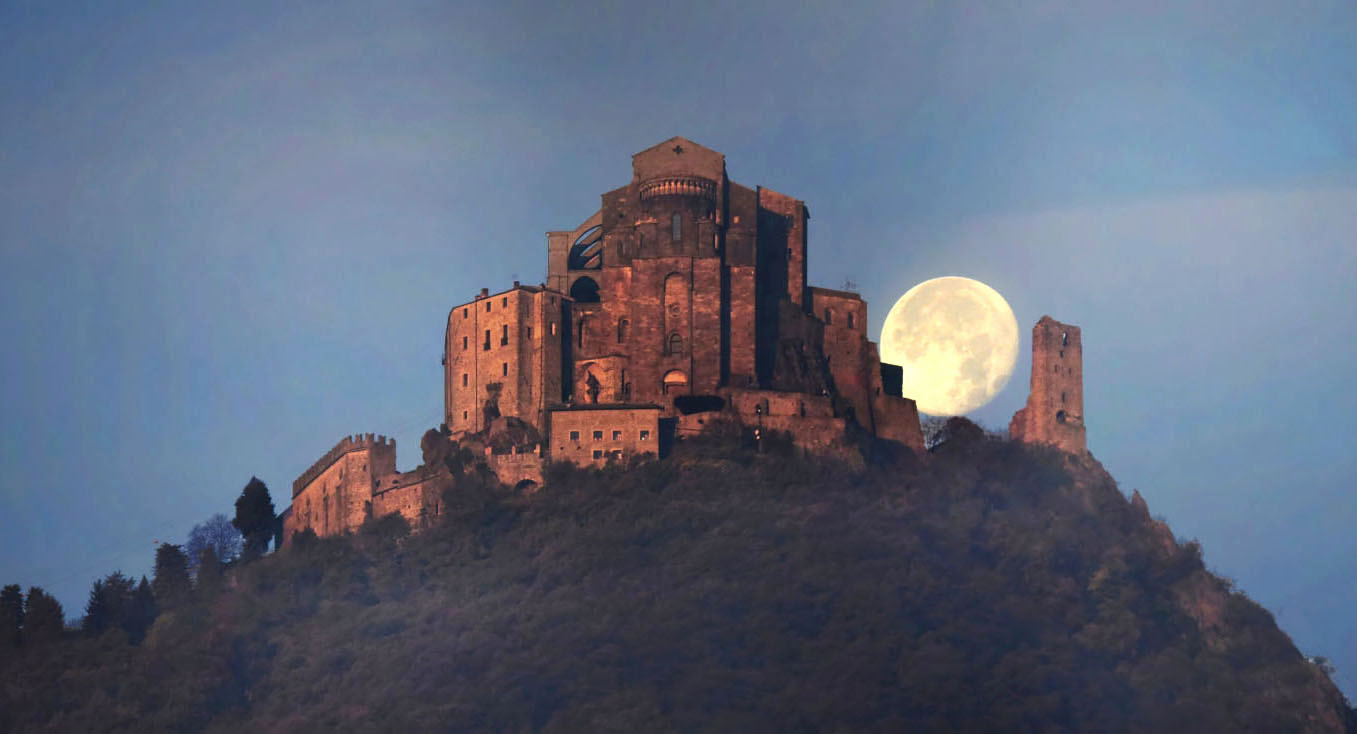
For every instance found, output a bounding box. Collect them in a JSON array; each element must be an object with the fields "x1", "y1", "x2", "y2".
[
  {"x1": 22, "y1": 587, "x2": 65, "y2": 645},
  {"x1": 233, "y1": 476, "x2": 276, "y2": 559},
  {"x1": 125, "y1": 577, "x2": 157, "y2": 644},
  {"x1": 196, "y1": 547, "x2": 224, "y2": 599},
  {"x1": 186, "y1": 513, "x2": 243, "y2": 573},
  {"x1": 0, "y1": 584, "x2": 23, "y2": 647},
  {"x1": 152, "y1": 543, "x2": 192, "y2": 608},
  {"x1": 83, "y1": 572, "x2": 134, "y2": 637}
]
